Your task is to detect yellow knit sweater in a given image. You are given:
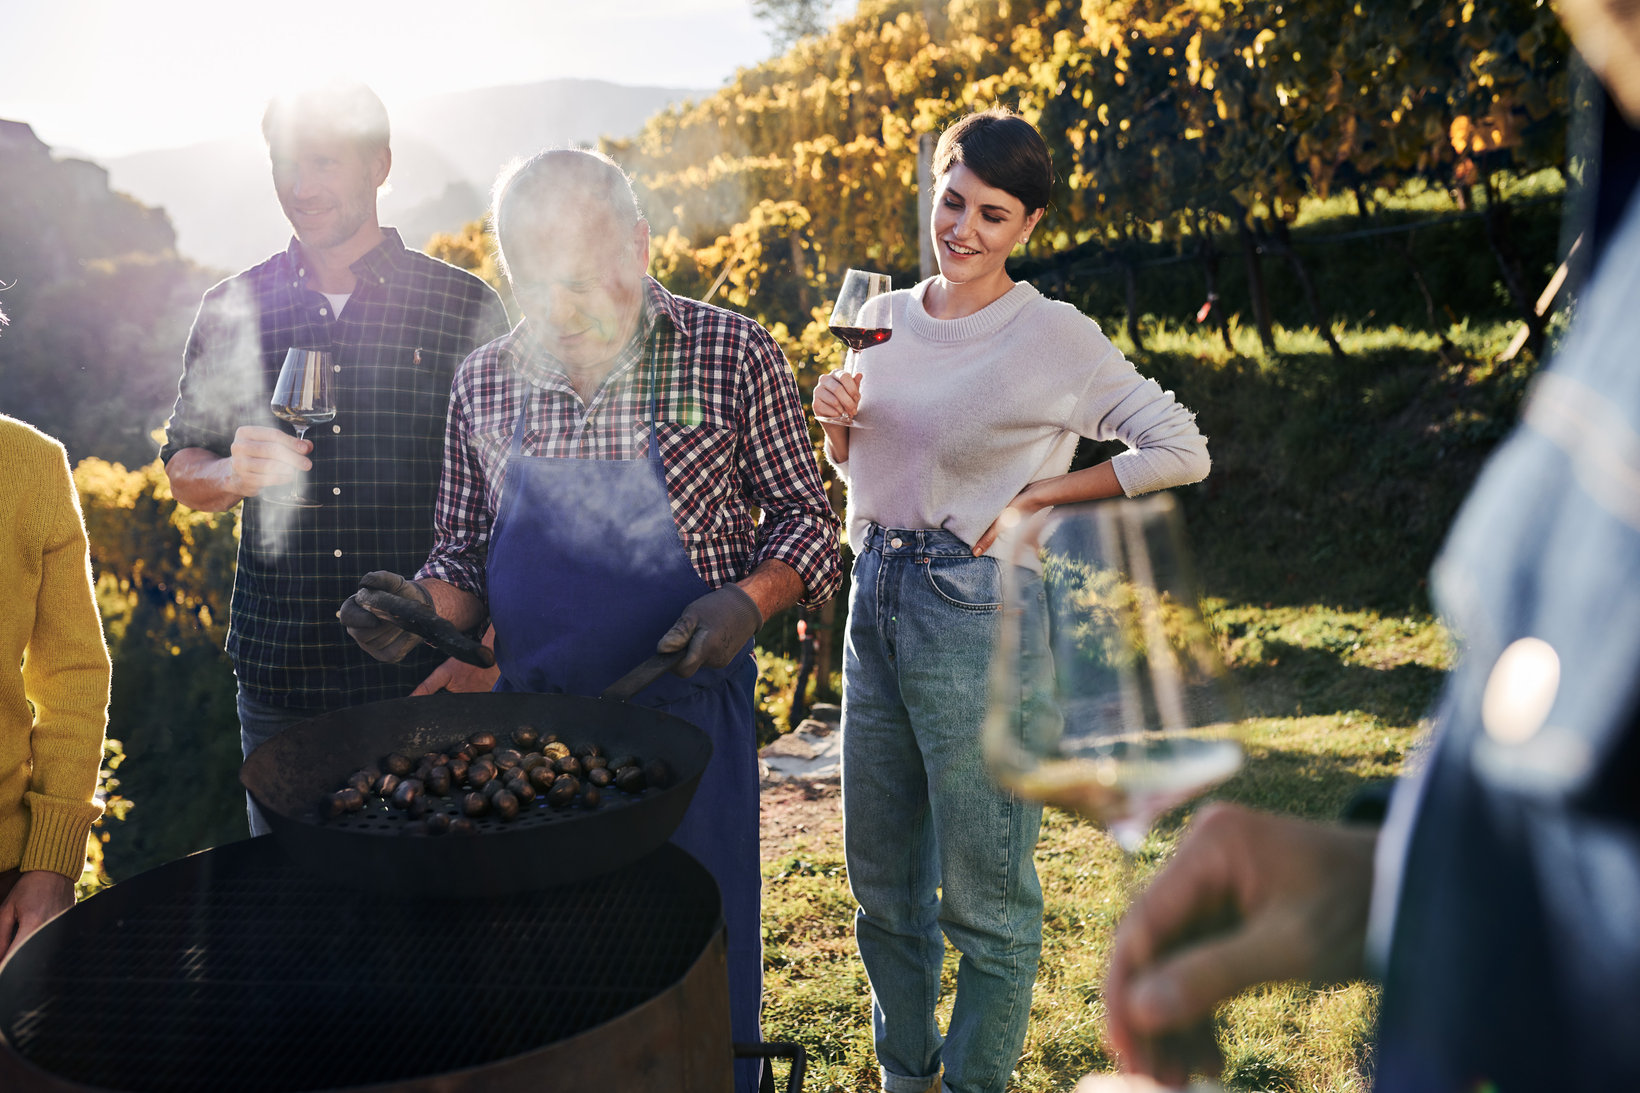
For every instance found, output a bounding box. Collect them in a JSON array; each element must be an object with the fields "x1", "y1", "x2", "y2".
[{"x1": 1, "y1": 416, "x2": 108, "y2": 879}]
